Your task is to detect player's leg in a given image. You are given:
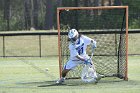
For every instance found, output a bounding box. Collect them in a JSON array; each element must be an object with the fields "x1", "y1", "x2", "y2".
[
  {"x1": 56, "y1": 60, "x2": 78, "y2": 84},
  {"x1": 90, "y1": 61, "x2": 104, "y2": 82},
  {"x1": 81, "y1": 59, "x2": 104, "y2": 83},
  {"x1": 81, "y1": 60, "x2": 98, "y2": 83},
  {"x1": 56, "y1": 69, "x2": 70, "y2": 84}
]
